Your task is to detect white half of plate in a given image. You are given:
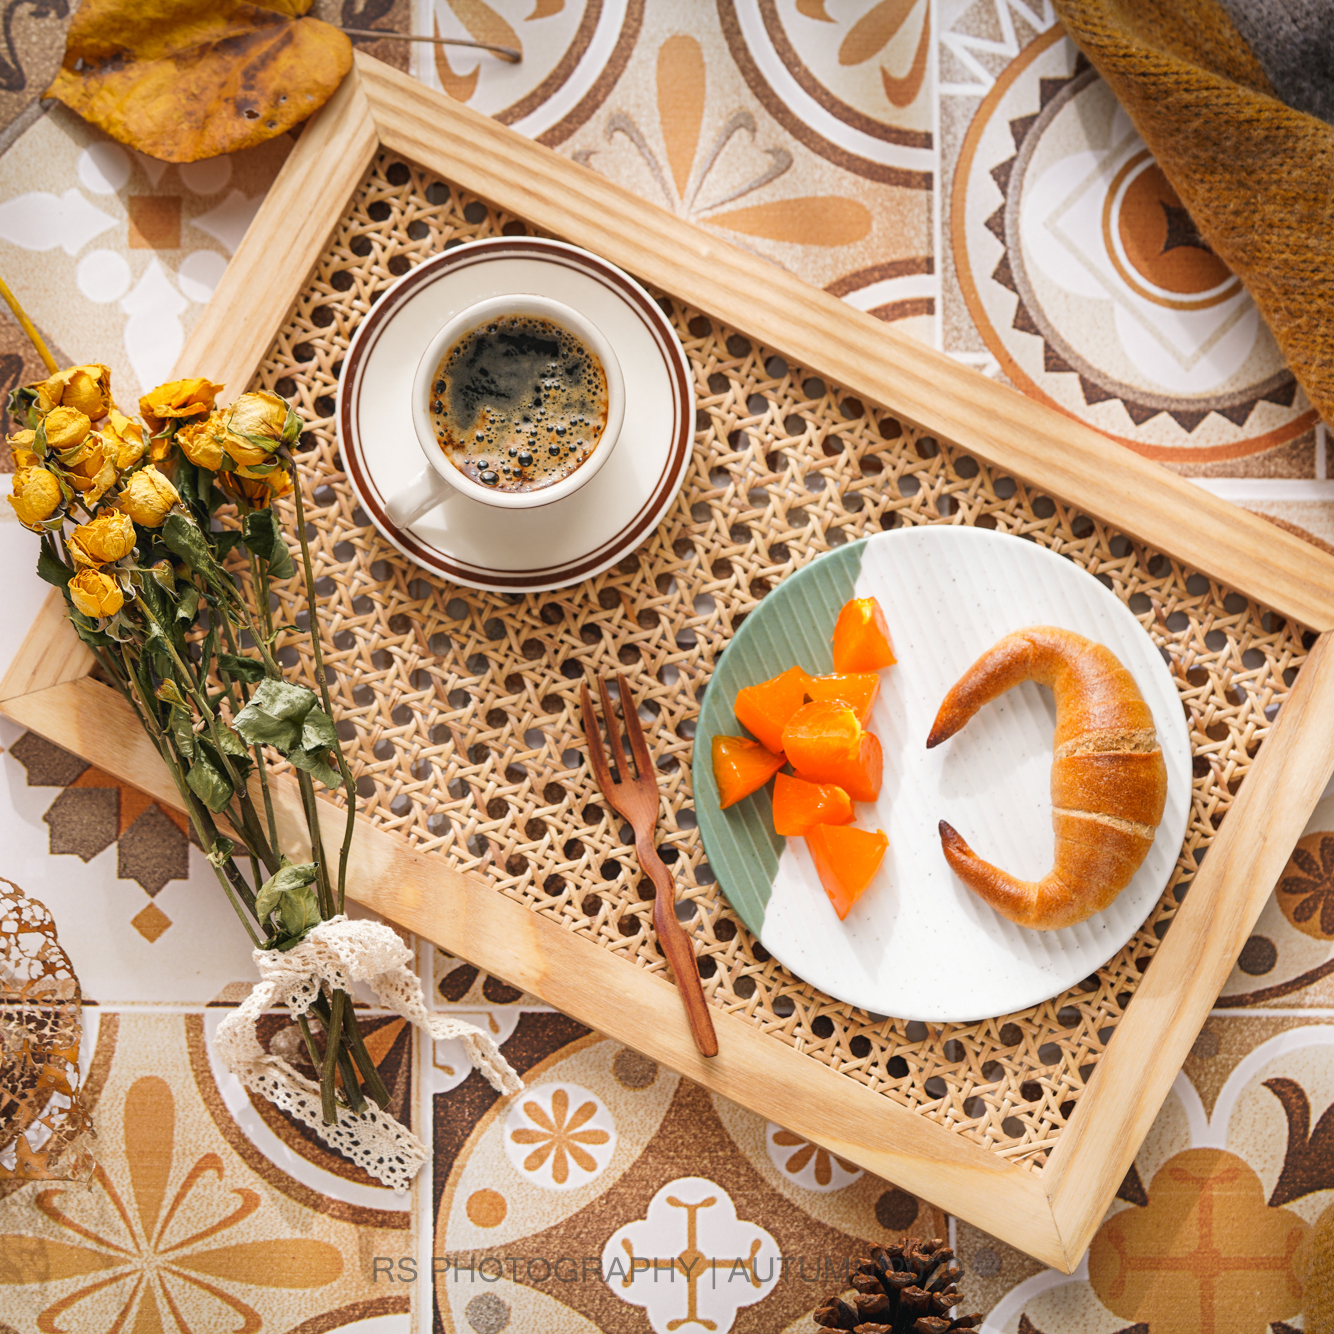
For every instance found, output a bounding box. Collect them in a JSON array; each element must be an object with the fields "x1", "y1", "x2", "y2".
[{"x1": 694, "y1": 527, "x2": 1192, "y2": 1022}]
